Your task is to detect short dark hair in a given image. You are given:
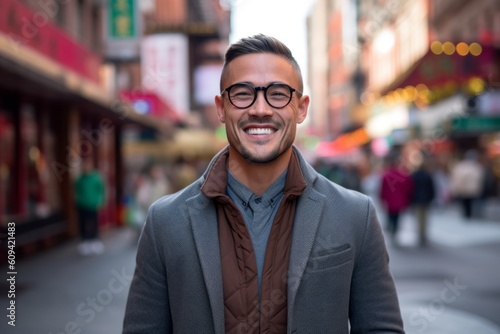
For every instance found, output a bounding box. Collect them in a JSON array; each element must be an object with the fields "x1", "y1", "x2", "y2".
[{"x1": 220, "y1": 34, "x2": 303, "y2": 91}]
